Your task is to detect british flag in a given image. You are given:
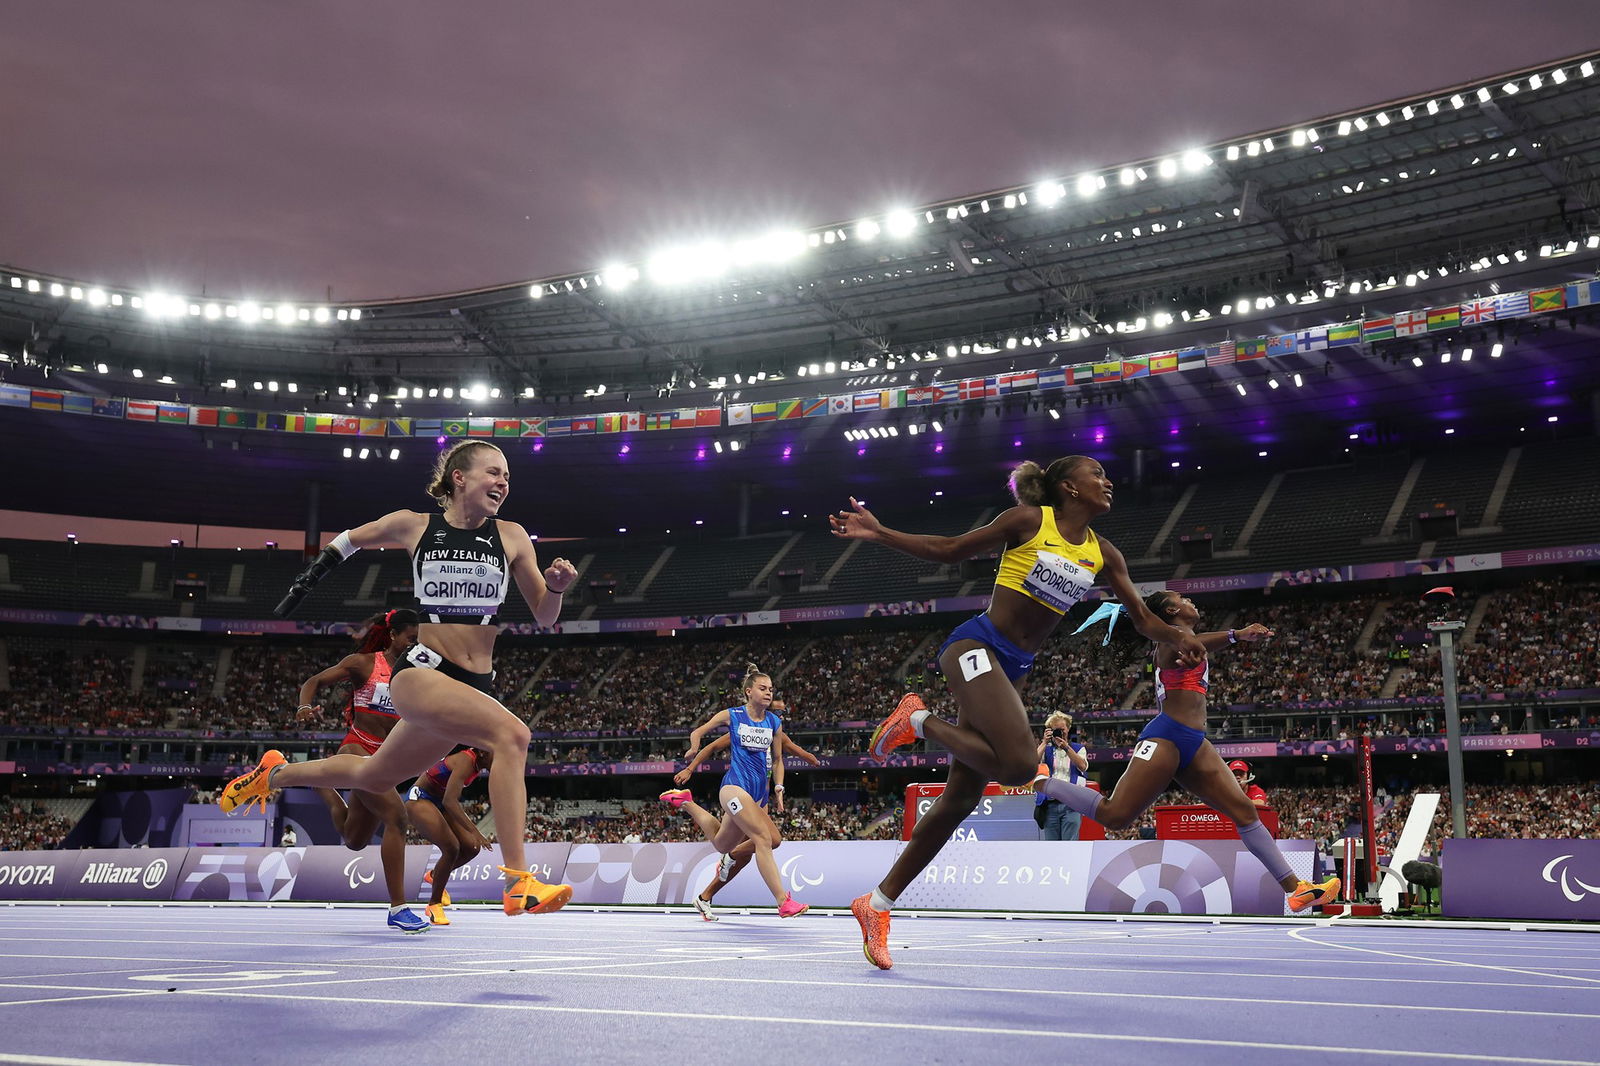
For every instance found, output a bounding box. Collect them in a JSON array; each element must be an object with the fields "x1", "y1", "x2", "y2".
[{"x1": 1459, "y1": 298, "x2": 1497, "y2": 325}]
